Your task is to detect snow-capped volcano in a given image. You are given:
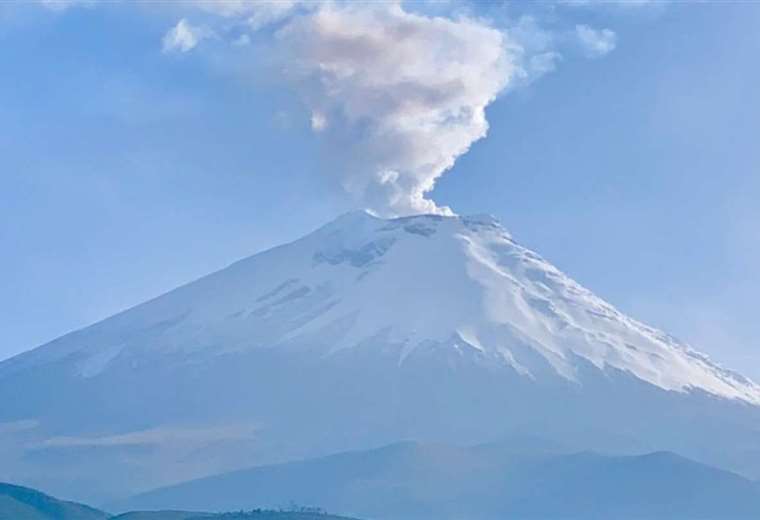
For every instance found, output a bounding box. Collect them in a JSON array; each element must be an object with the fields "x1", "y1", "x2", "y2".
[
  {"x1": 2, "y1": 211, "x2": 760, "y2": 503},
  {"x1": 9, "y1": 210, "x2": 753, "y2": 401}
]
